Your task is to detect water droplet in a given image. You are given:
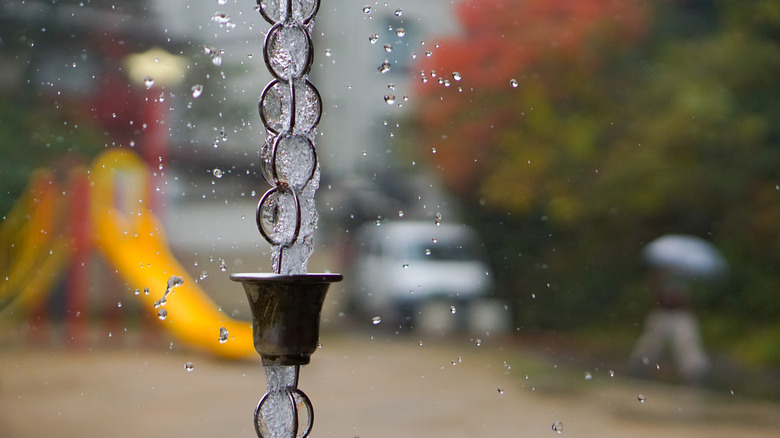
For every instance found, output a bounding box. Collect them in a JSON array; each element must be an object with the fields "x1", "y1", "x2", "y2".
[
  {"x1": 450, "y1": 306, "x2": 456, "y2": 314},
  {"x1": 134, "y1": 289, "x2": 140, "y2": 295},
  {"x1": 219, "y1": 259, "x2": 227, "y2": 272},
  {"x1": 432, "y1": 238, "x2": 438, "y2": 243},
  {"x1": 117, "y1": 301, "x2": 122, "y2": 308},
  {"x1": 424, "y1": 248, "x2": 431, "y2": 256},
  {"x1": 397, "y1": 210, "x2": 404, "y2": 217},
  {"x1": 552, "y1": 421, "x2": 563, "y2": 433},
  {"x1": 218, "y1": 326, "x2": 229, "y2": 343},
  {"x1": 384, "y1": 43, "x2": 393, "y2": 53},
  {"x1": 384, "y1": 93, "x2": 396, "y2": 105},
  {"x1": 396, "y1": 28, "x2": 405, "y2": 37},
  {"x1": 324, "y1": 48, "x2": 332, "y2": 57},
  {"x1": 378, "y1": 59, "x2": 391, "y2": 74},
  {"x1": 369, "y1": 33, "x2": 379, "y2": 44},
  {"x1": 637, "y1": 394, "x2": 646, "y2": 403},
  {"x1": 158, "y1": 308, "x2": 168, "y2": 320},
  {"x1": 199, "y1": 270, "x2": 209, "y2": 280},
  {"x1": 217, "y1": 0, "x2": 226, "y2": 4},
  {"x1": 363, "y1": 5, "x2": 372, "y2": 14},
  {"x1": 211, "y1": 12, "x2": 233, "y2": 27},
  {"x1": 497, "y1": 387, "x2": 504, "y2": 394},
  {"x1": 584, "y1": 372, "x2": 592, "y2": 380},
  {"x1": 143, "y1": 76, "x2": 154, "y2": 89},
  {"x1": 144, "y1": 287, "x2": 150, "y2": 295},
  {"x1": 510, "y1": 78, "x2": 518, "y2": 88},
  {"x1": 394, "y1": 8, "x2": 402, "y2": 16},
  {"x1": 452, "y1": 72, "x2": 462, "y2": 81},
  {"x1": 184, "y1": 362, "x2": 194, "y2": 372},
  {"x1": 424, "y1": 50, "x2": 432, "y2": 57},
  {"x1": 434, "y1": 212, "x2": 442, "y2": 226},
  {"x1": 213, "y1": 168, "x2": 223, "y2": 178},
  {"x1": 402, "y1": 264, "x2": 409, "y2": 269},
  {"x1": 609, "y1": 370, "x2": 615, "y2": 377},
  {"x1": 191, "y1": 84, "x2": 203, "y2": 98},
  {"x1": 167, "y1": 275, "x2": 184, "y2": 289},
  {"x1": 371, "y1": 316, "x2": 382, "y2": 325},
  {"x1": 475, "y1": 338, "x2": 482, "y2": 347}
]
